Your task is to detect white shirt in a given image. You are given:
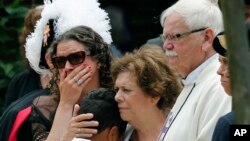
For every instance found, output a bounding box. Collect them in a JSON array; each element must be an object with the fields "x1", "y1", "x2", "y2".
[
  {"x1": 158, "y1": 54, "x2": 232, "y2": 141},
  {"x1": 72, "y1": 138, "x2": 91, "y2": 141}
]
